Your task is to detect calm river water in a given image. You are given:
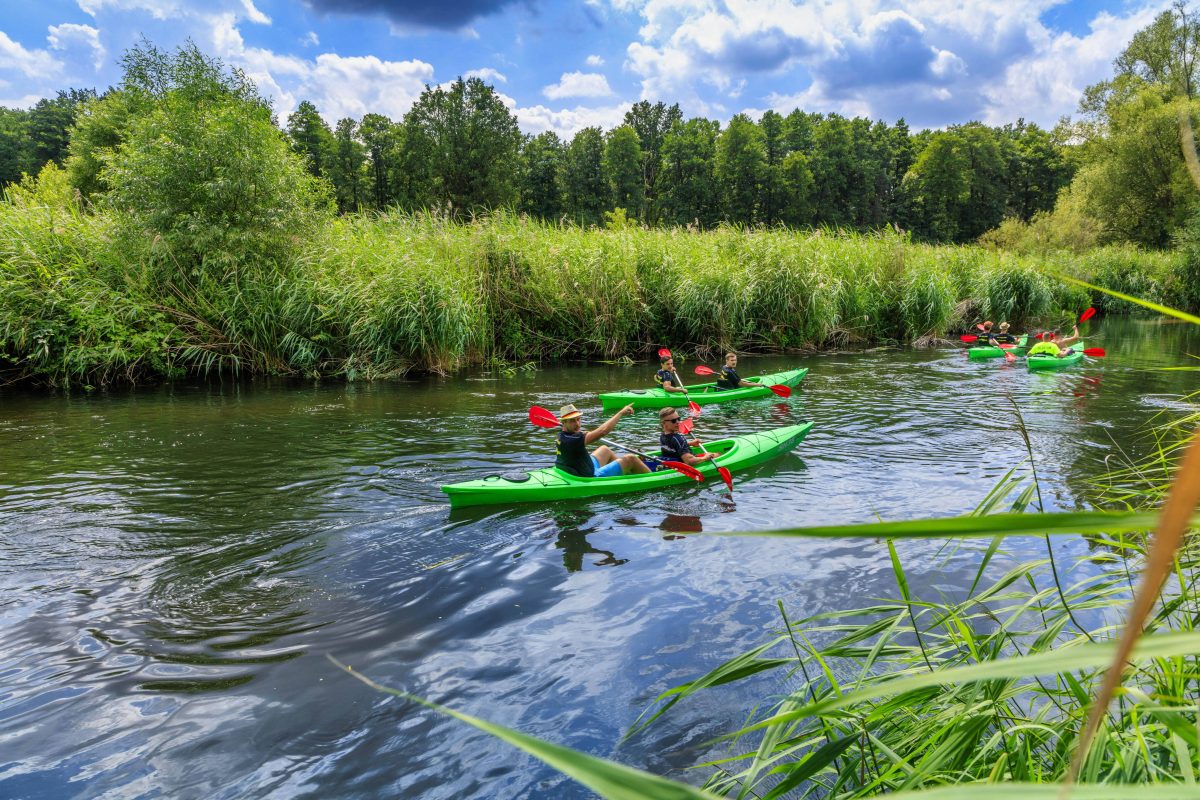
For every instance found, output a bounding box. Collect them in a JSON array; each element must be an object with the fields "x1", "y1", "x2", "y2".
[{"x1": 1, "y1": 318, "x2": 1196, "y2": 798}]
